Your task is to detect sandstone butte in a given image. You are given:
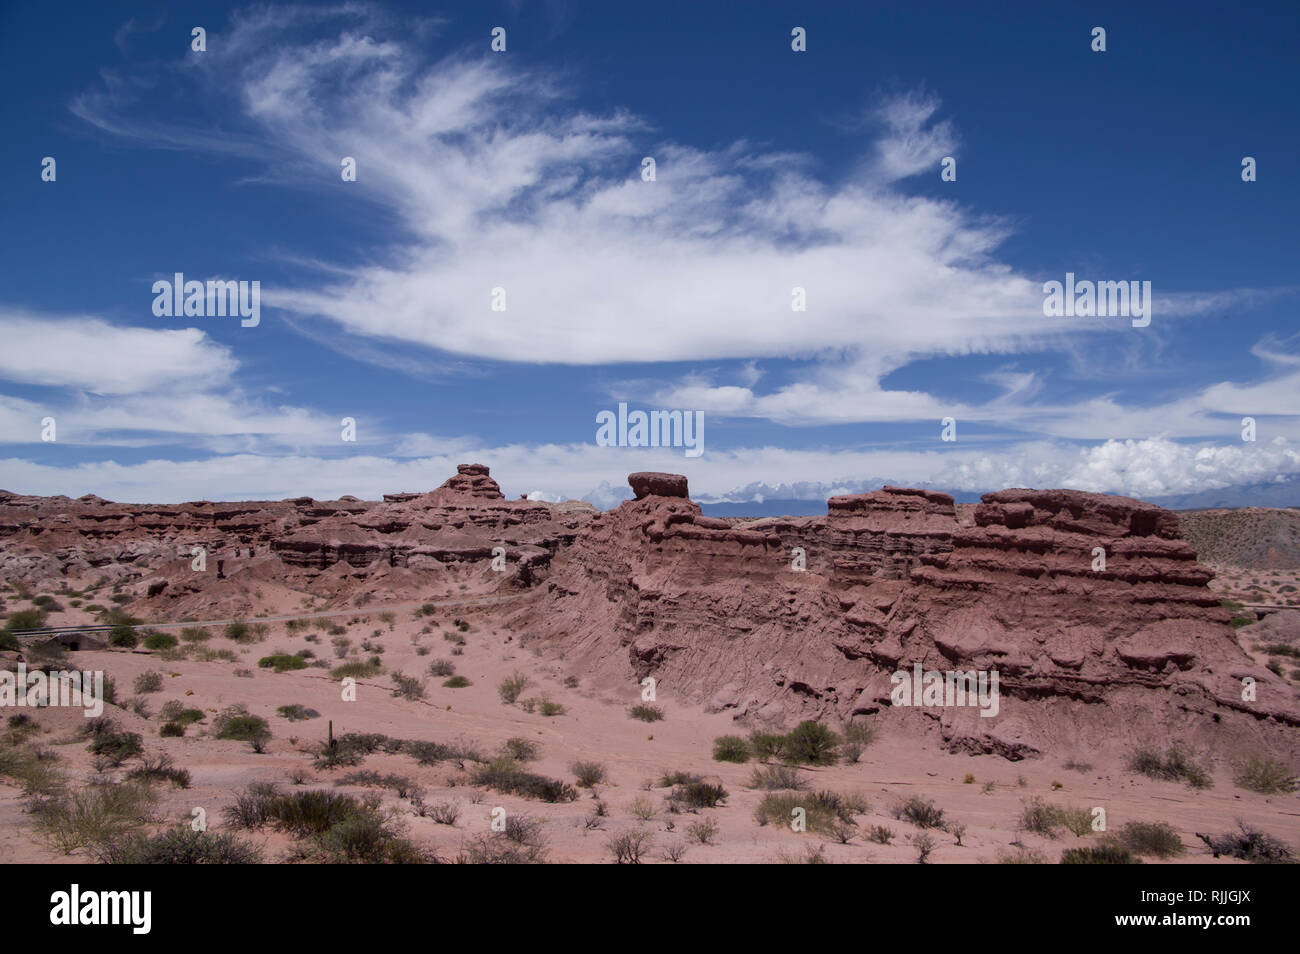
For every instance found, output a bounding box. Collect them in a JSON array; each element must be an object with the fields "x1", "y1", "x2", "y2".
[{"x1": 1, "y1": 464, "x2": 1296, "y2": 760}]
